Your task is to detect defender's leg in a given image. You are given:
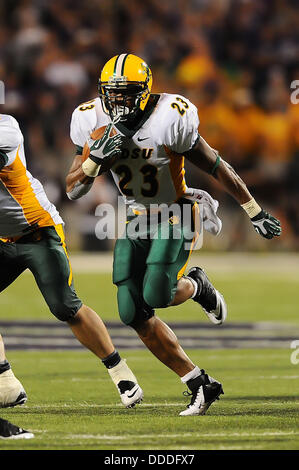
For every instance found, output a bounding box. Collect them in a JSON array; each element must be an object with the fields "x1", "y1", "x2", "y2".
[
  {"x1": 23, "y1": 226, "x2": 113, "y2": 357},
  {"x1": 68, "y1": 305, "x2": 114, "y2": 358},
  {"x1": 24, "y1": 226, "x2": 143, "y2": 408},
  {"x1": 0, "y1": 334, "x2": 27, "y2": 408},
  {"x1": 0, "y1": 242, "x2": 27, "y2": 408}
]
